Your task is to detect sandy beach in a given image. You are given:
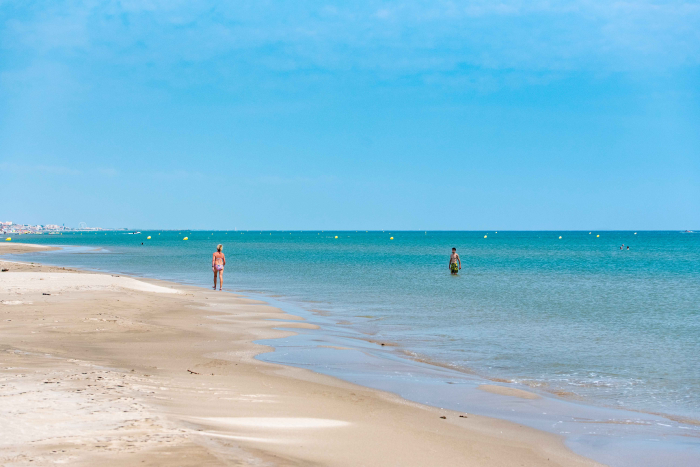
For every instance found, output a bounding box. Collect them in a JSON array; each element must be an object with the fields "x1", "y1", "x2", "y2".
[{"x1": 0, "y1": 243, "x2": 602, "y2": 466}]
